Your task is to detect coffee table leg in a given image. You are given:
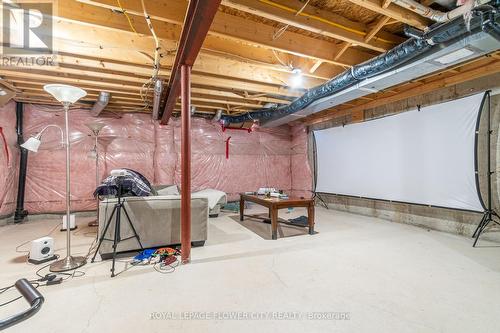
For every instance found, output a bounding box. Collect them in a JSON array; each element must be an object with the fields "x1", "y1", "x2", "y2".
[
  {"x1": 308, "y1": 203, "x2": 315, "y2": 235},
  {"x1": 240, "y1": 196, "x2": 244, "y2": 221},
  {"x1": 271, "y1": 208, "x2": 278, "y2": 240}
]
